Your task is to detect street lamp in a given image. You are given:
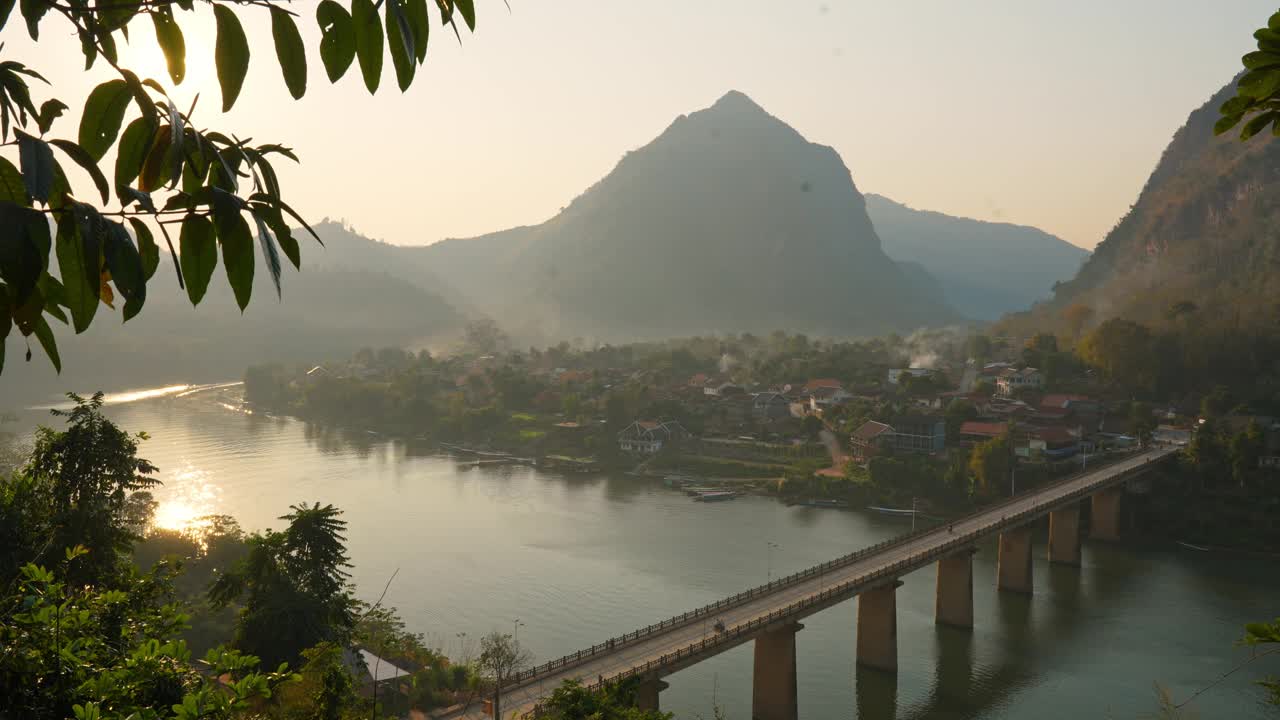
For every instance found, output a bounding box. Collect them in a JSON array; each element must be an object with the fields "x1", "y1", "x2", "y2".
[
  {"x1": 513, "y1": 618, "x2": 524, "y2": 643},
  {"x1": 911, "y1": 497, "x2": 919, "y2": 531},
  {"x1": 767, "y1": 542, "x2": 780, "y2": 581}
]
